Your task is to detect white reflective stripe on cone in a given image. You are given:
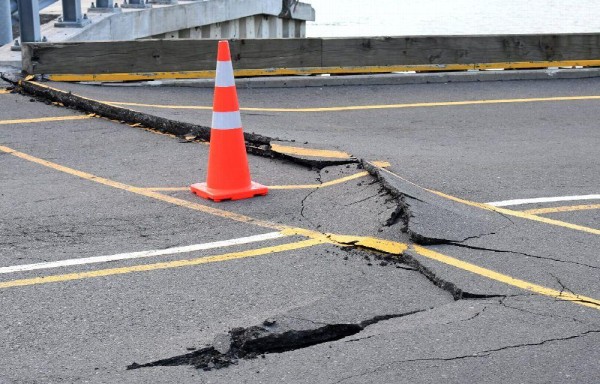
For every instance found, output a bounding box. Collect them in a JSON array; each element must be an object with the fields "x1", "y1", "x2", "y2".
[
  {"x1": 215, "y1": 61, "x2": 235, "y2": 87},
  {"x1": 212, "y1": 111, "x2": 242, "y2": 130}
]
